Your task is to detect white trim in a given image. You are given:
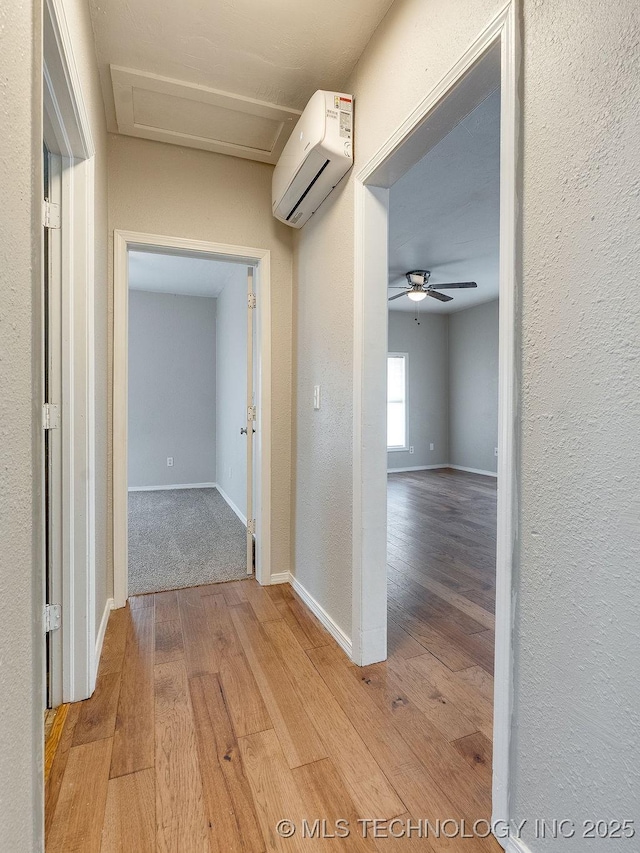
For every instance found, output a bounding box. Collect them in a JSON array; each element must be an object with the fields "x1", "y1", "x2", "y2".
[
  {"x1": 387, "y1": 464, "x2": 448, "y2": 474},
  {"x1": 269, "y1": 571, "x2": 290, "y2": 586},
  {"x1": 289, "y1": 575, "x2": 352, "y2": 658},
  {"x1": 44, "y1": 0, "x2": 97, "y2": 704},
  {"x1": 448, "y1": 464, "x2": 498, "y2": 478},
  {"x1": 113, "y1": 231, "x2": 272, "y2": 607},
  {"x1": 128, "y1": 482, "x2": 218, "y2": 492},
  {"x1": 92, "y1": 598, "x2": 114, "y2": 689},
  {"x1": 215, "y1": 484, "x2": 248, "y2": 527},
  {"x1": 352, "y1": 0, "x2": 519, "y2": 837}
]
